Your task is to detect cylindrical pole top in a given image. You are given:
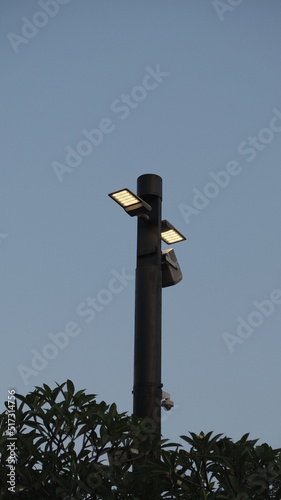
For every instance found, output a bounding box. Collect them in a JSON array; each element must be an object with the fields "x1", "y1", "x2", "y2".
[{"x1": 137, "y1": 174, "x2": 162, "y2": 200}]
